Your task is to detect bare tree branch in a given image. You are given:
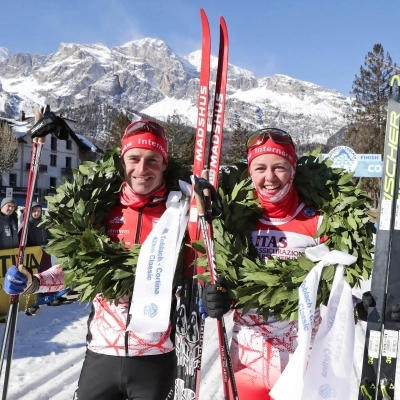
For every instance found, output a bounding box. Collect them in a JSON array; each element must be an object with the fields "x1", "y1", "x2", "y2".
[{"x1": 0, "y1": 121, "x2": 19, "y2": 176}]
